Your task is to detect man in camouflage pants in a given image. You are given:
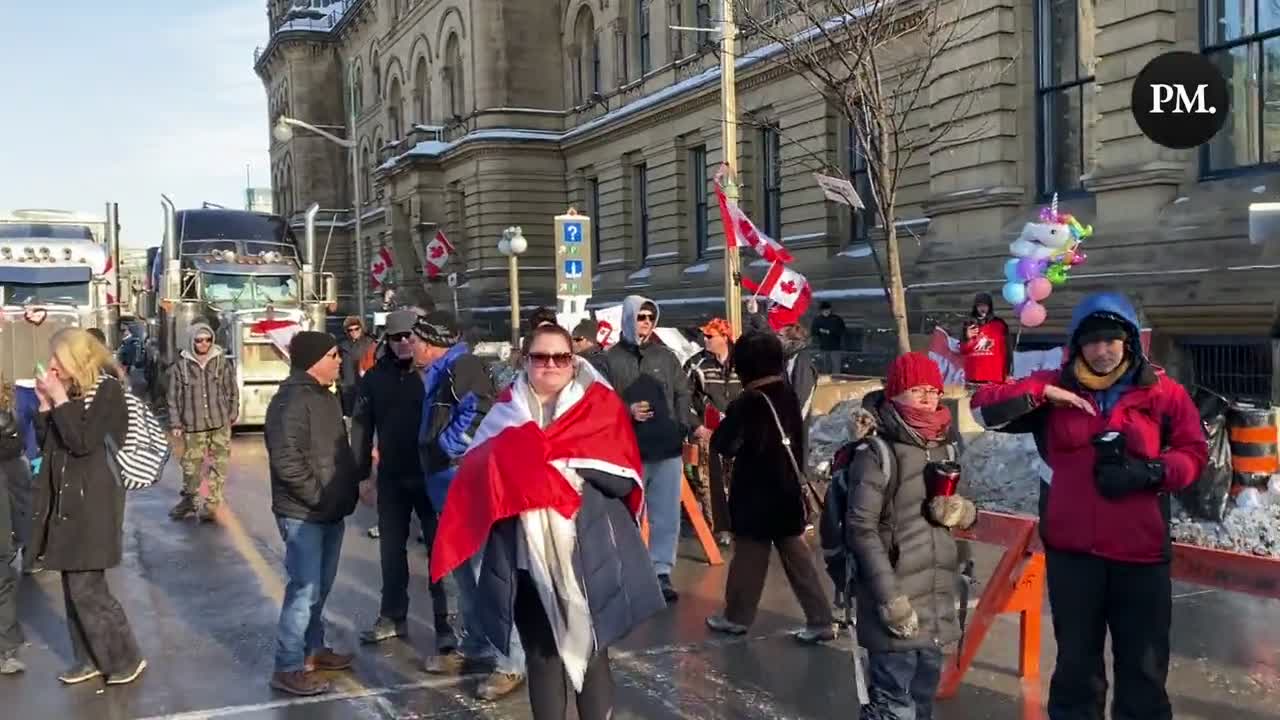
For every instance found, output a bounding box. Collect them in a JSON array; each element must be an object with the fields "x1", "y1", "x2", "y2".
[{"x1": 167, "y1": 322, "x2": 239, "y2": 522}]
